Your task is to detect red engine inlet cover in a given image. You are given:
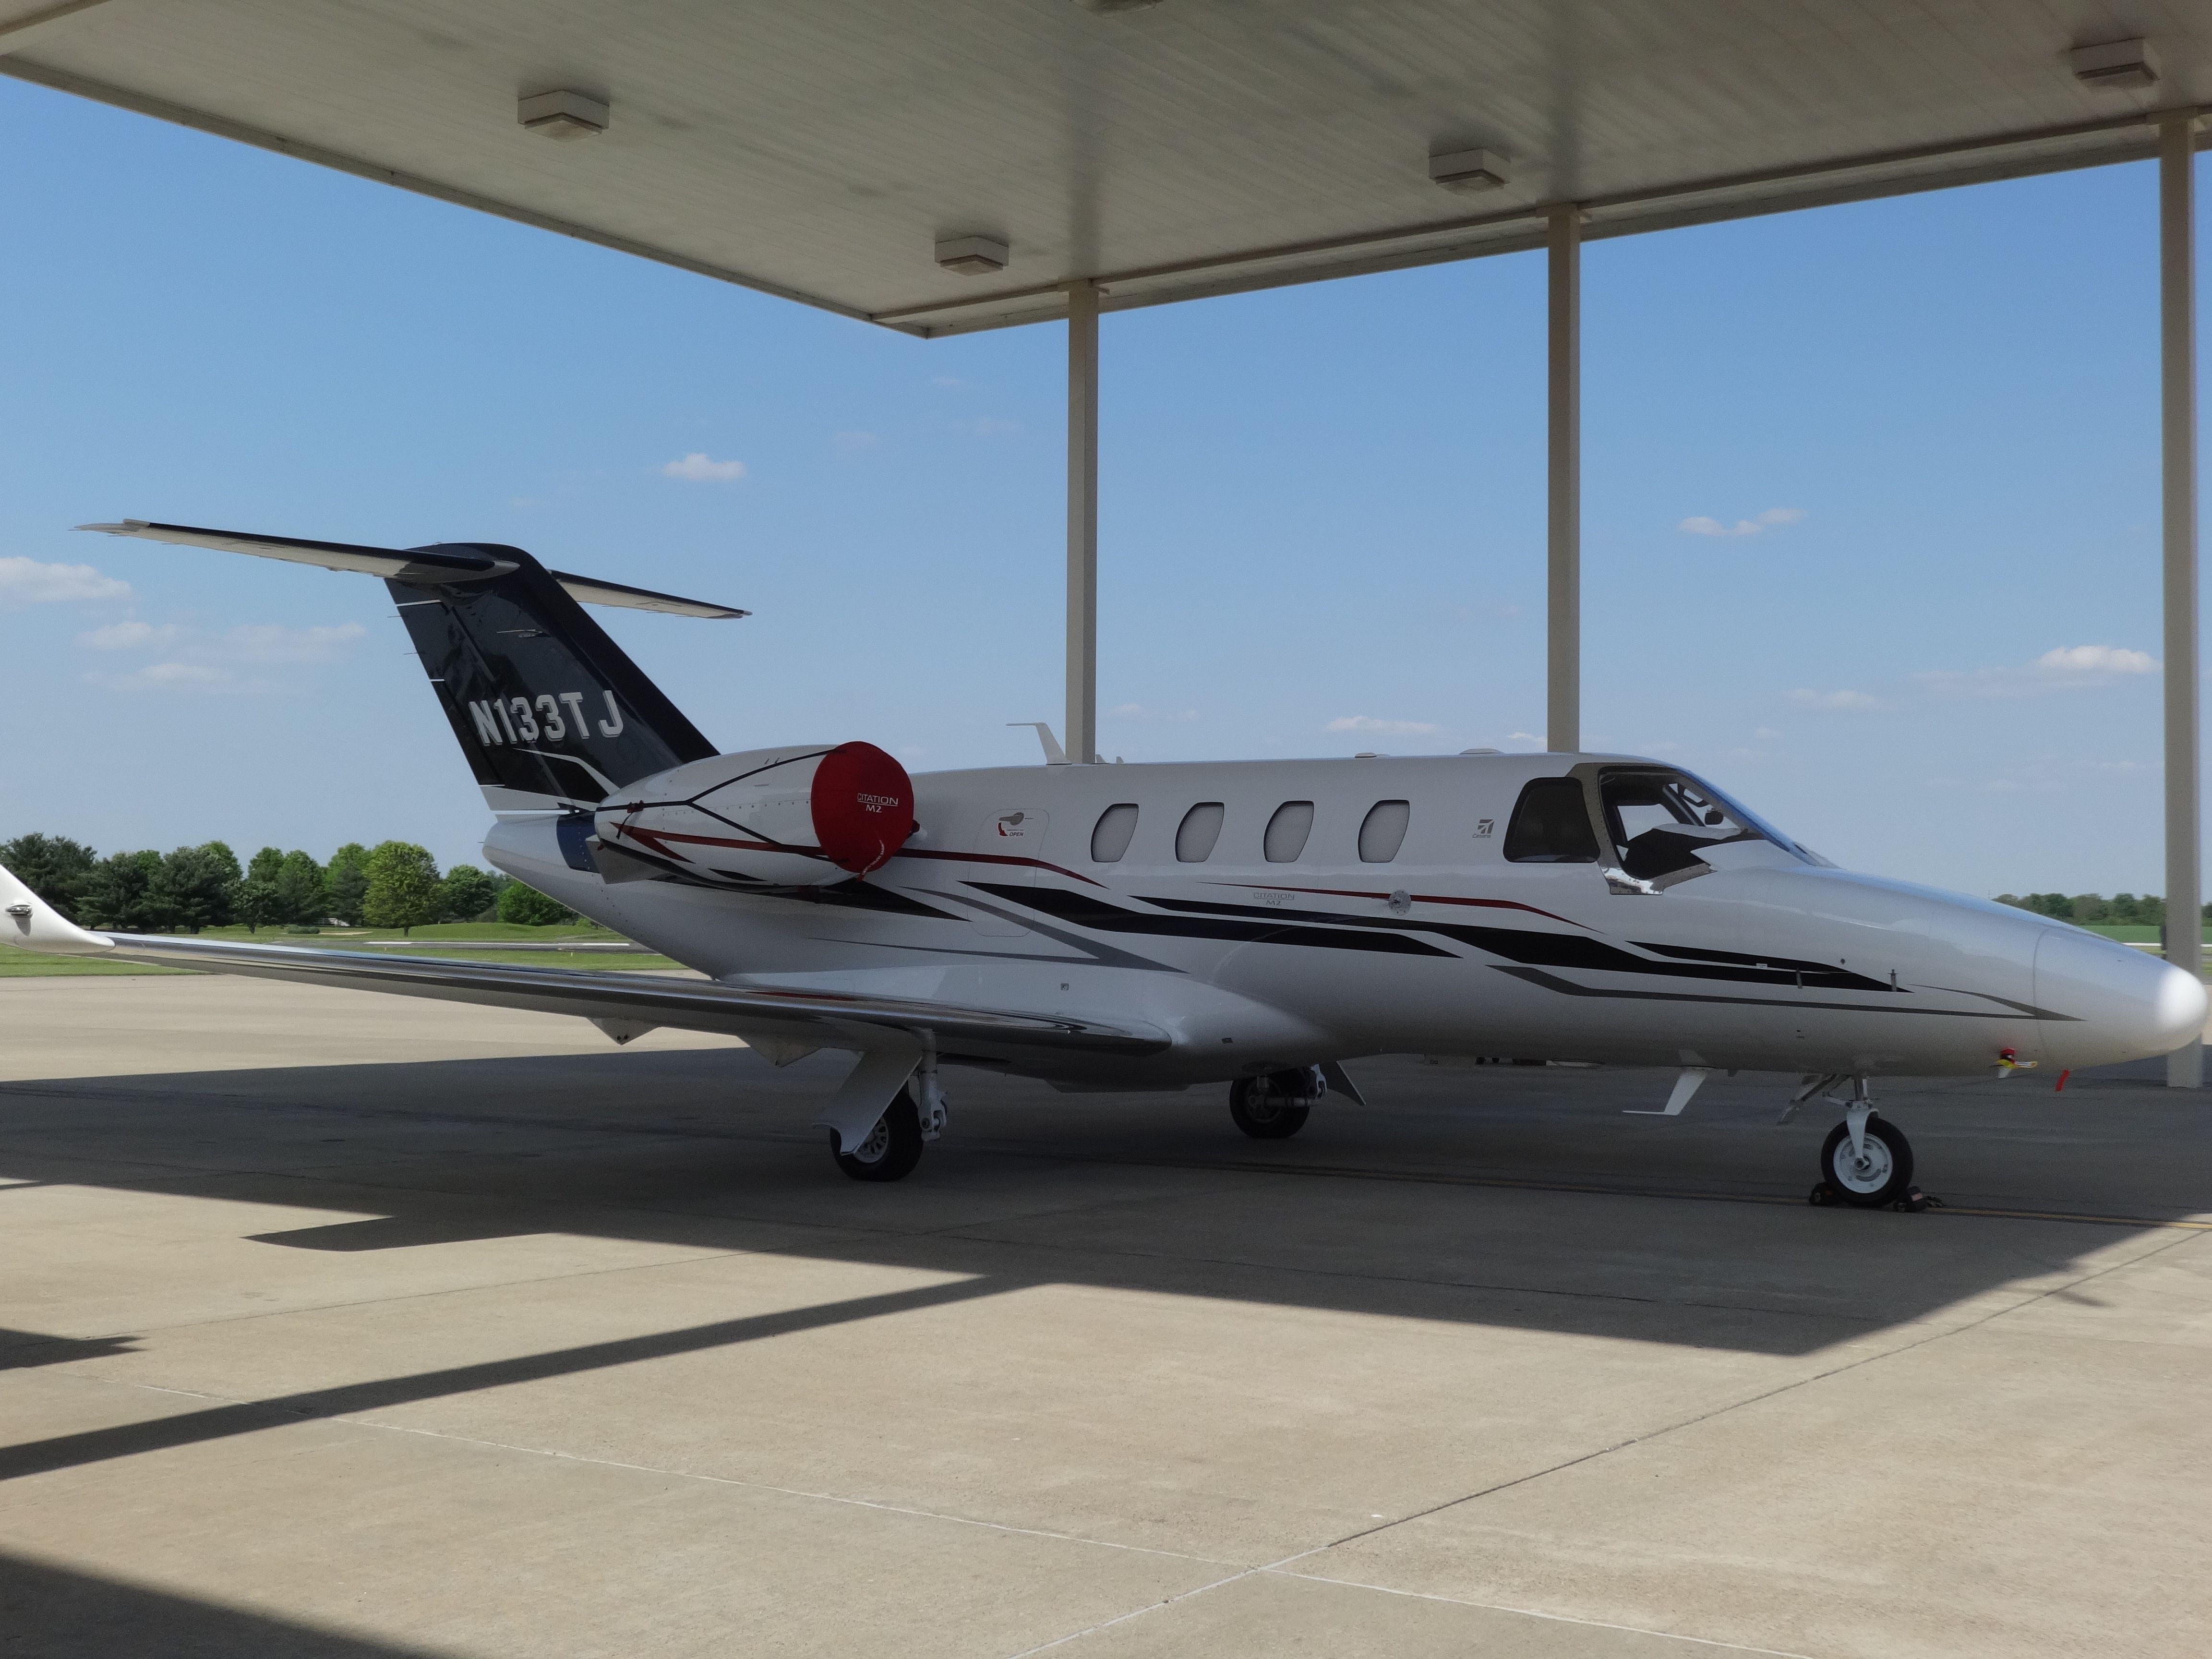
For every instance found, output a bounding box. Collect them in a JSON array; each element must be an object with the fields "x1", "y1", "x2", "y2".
[{"x1": 810, "y1": 741, "x2": 915, "y2": 875}]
